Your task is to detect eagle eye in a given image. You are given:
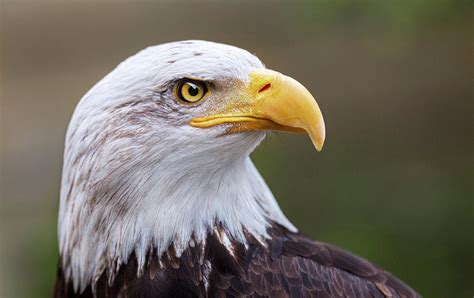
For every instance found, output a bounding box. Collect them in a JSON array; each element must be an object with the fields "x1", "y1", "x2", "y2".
[{"x1": 175, "y1": 79, "x2": 209, "y2": 104}]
